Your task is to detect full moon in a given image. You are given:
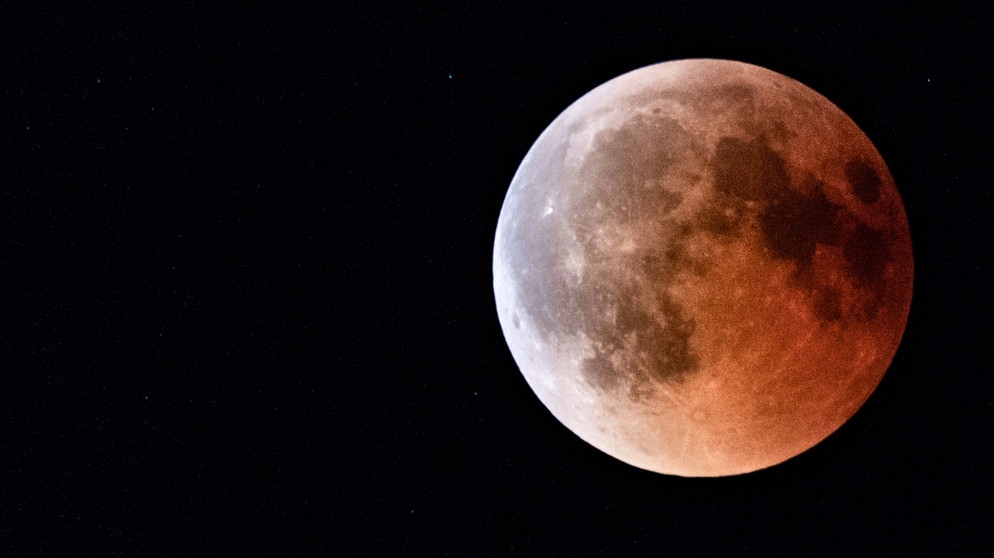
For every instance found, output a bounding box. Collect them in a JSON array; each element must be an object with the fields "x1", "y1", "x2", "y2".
[{"x1": 493, "y1": 59, "x2": 913, "y2": 477}]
